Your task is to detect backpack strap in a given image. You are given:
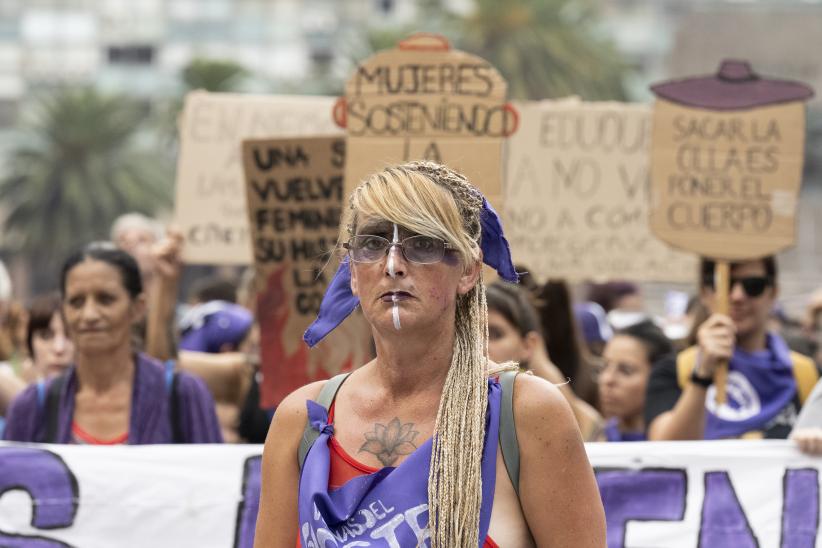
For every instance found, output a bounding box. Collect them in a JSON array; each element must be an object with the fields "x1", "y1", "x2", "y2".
[
  {"x1": 790, "y1": 351, "x2": 820, "y2": 406},
  {"x1": 498, "y1": 369, "x2": 520, "y2": 498},
  {"x1": 43, "y1": 372, "x2": 68, "y2": 443},
  {"x1": 298, "y1": 372, "x2": 351, "y2": 471},
  {"x1": 165, "y1": 360, "x2": 183, "y2": 443}
]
